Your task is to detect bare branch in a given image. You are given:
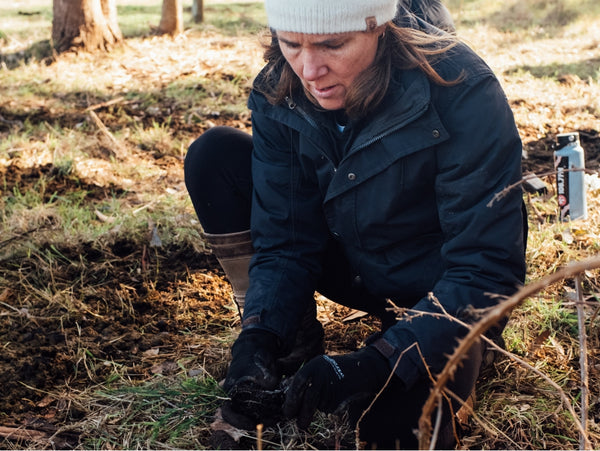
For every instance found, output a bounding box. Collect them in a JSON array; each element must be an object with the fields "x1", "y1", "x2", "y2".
[
  {"x1": 575, "y1": 275, "x2": 589, "y2": 450},
  {"x1": 84, "y1": 96, "x2": 127, "y2": 112},
  {"x1": 487, "y1": 168, "x2": 597, "y2": 207},
  {"x1": 88, "y1": 110, "x2": 127, "y2": 159}
]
